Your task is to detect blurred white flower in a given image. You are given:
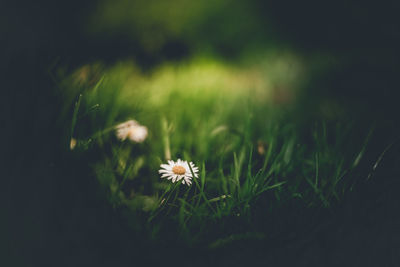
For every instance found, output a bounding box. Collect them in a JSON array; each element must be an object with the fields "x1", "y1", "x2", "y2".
[
  {"x1": 70, "y1": 138, "x2": 77, "y2": 150},
  {"x1": 158, "y1": 159, "x2": 199, "y2": 186},
  {"x1": 115, "y1": 120, "x2": 148, "y2": 143}
]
